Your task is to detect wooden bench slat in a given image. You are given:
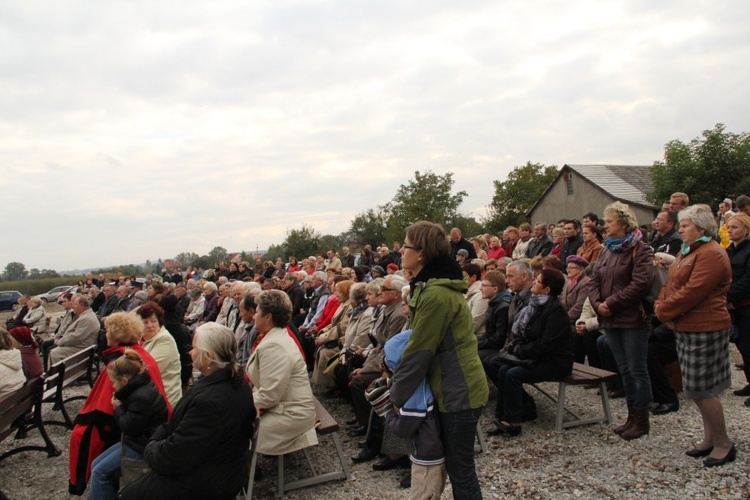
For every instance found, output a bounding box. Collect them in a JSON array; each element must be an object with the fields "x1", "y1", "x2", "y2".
[{"x1": 313, "y1": 397, "x2": 339, "y2": 435}]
